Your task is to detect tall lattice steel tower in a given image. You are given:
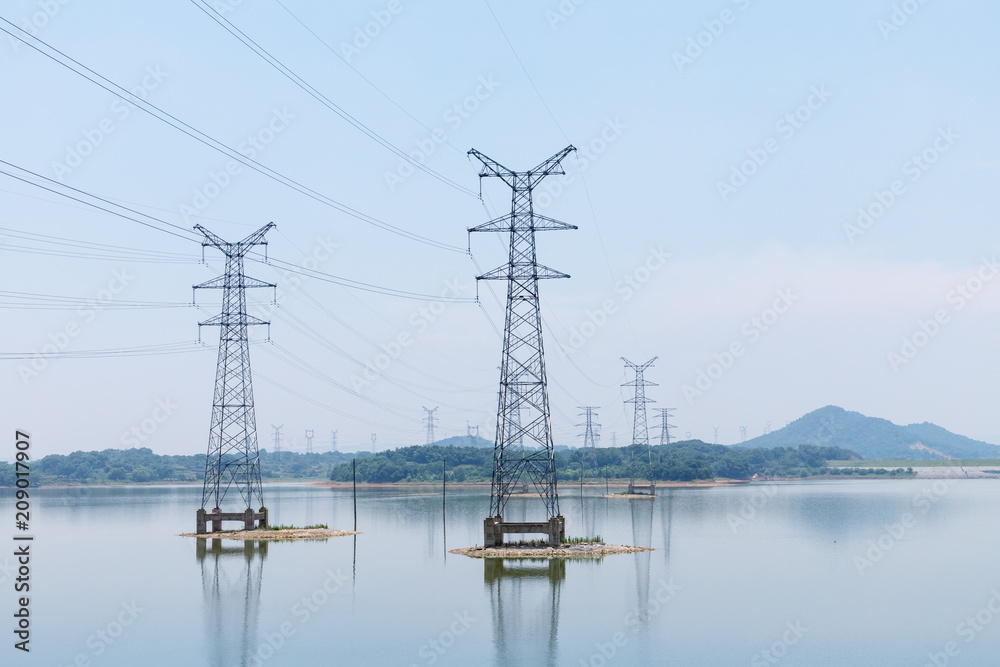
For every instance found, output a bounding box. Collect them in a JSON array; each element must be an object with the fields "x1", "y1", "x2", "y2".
[
  {"x1": 578, "y1": 406, "x2": 601, "y2": 479},
  {"x1": 656, "y1": 408, "x2": 676, "y2": 446},
  {"x1": 271, "y1": 424, "x2": 283, "y2": 457},
  {"x1": 330, "y1": 429, "x2": 338, "y2": 453},
  {"x1": 423, "y1": 406, "x2": 439, "y2": 445},
  {"x1": 469, "y1": 146, "x2": 577, "y2": 521},
  {"x1": 196, "y1": 223, "x2": 275, "y2": 513},
  {"x1": 622, "y1": 357, "x2": 658, "y2": 487},
  {"x1": 304, "y1": 429, "x2": 314, "y2": 454}
]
